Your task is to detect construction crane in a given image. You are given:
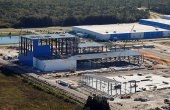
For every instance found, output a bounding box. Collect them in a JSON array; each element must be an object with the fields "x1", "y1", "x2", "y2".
[
  {"x1": 124, "y1": 25, "x2": 135, "y2": 49},
  {"x1": 0, "y1": 21, "x2": 22, "y2": 36},
  {"x1": 50, "y1": 39, "x2": 76, "y2": 73}
]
